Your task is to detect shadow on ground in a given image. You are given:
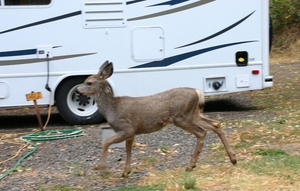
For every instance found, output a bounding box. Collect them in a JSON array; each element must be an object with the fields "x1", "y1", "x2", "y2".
[
  {"x1": 204, "y1": 97, "x2": 257, "y2": 112},
  {"x1": 0, "y1": 113, "x2": 68, "y2": 129}
]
